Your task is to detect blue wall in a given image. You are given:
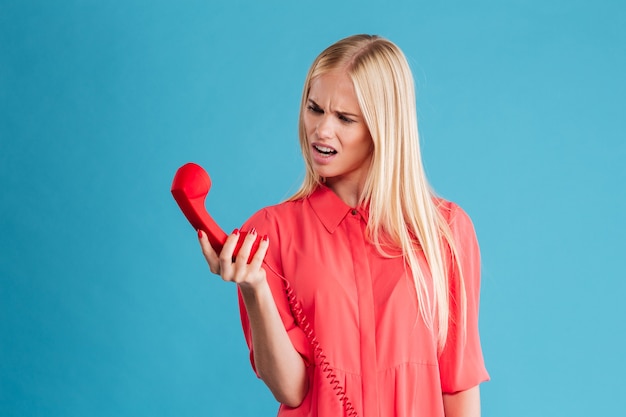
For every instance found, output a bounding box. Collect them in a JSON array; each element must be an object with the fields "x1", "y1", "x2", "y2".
[{"x1": 1, "y1": 1, "x2": 625, "y2": 416}]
